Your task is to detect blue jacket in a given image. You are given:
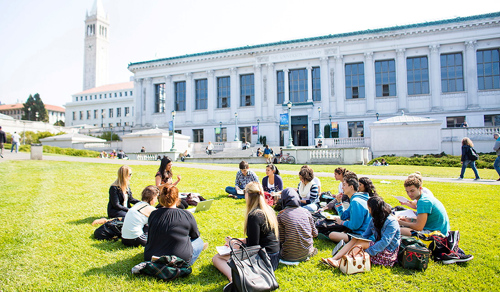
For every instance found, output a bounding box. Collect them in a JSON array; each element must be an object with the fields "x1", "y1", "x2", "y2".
[
  {"x1": 262, "y1": 175, "x2": 284, "y2": 193},
  {"x1": 335, "y1": 192, "x2": 371, "y2": 235},
  {"x1": 362, "y1": 215, "x2": 401, "y2": 256}
]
